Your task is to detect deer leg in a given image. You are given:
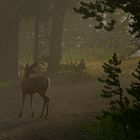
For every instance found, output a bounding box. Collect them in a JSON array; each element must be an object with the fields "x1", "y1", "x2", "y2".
[
  {"x1": 18, "y1": 94, "x2": 26, "y2": 118},
  {"x1": 30, "y1": 94, "x2": 34, "y2": 118},
  {"x1": 44, "y1": 96, "x2": 49, "y2": 118},
  {"x1": 40, "y1": 94, "x2": 47, "y2": 118}
]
